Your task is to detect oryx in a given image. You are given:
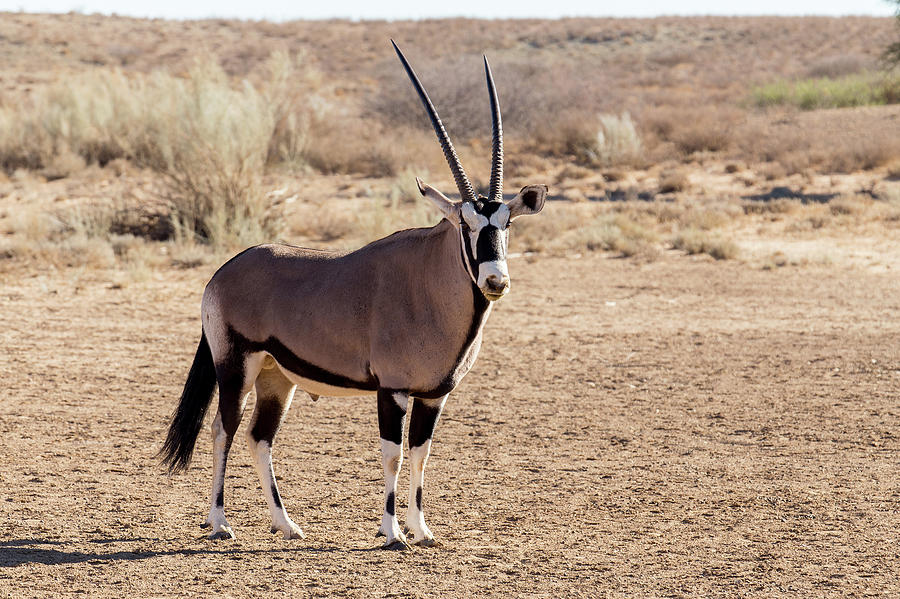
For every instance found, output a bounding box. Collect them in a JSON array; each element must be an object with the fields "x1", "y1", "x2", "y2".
[{"x1": 160, "y1": 41, "x2": 547, "y2": 549}]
